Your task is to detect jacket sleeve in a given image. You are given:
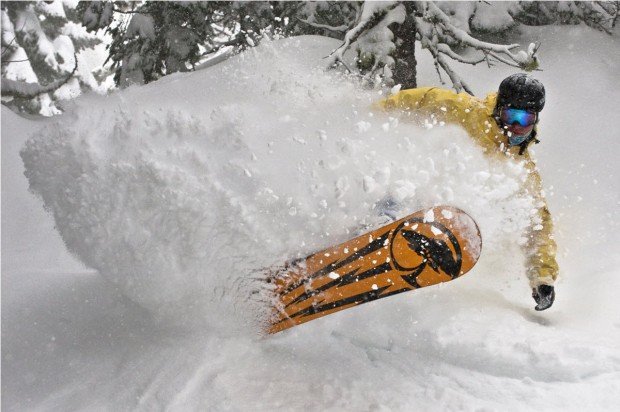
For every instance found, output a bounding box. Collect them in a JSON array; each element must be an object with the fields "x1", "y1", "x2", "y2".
[
  {"x1": 523, "y1": 157, "x2": 559, "y2": 288},
  {"x1": 378, "y1": 87, "x2": 438, "y2": 111},
  {"x1": 379, "y1": 88, "x2": 484, "y2": 139}
]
